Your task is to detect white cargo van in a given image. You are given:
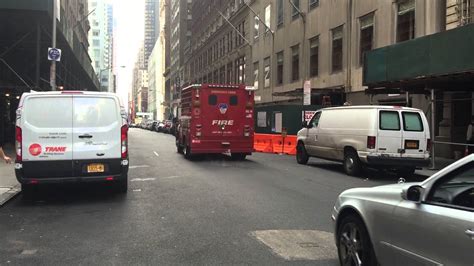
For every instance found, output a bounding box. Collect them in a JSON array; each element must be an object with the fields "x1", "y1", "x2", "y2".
[
  {"x1": 14, "y1": 91, "x2": 129, "y2": 193},
  {"x1": 296, "y1": 106, "x2": 431, "y2": 176}
]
